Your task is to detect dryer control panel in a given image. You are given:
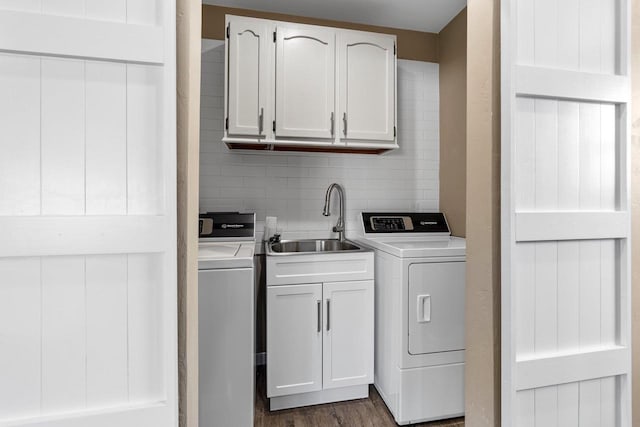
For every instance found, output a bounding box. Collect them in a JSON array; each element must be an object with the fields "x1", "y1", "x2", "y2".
[
  {"x1": 362, "y1": 212, "x2": 450, "y2": 234},
  {"x1": 199, "y1": 212, "x2": 255, "y2": 240}
]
